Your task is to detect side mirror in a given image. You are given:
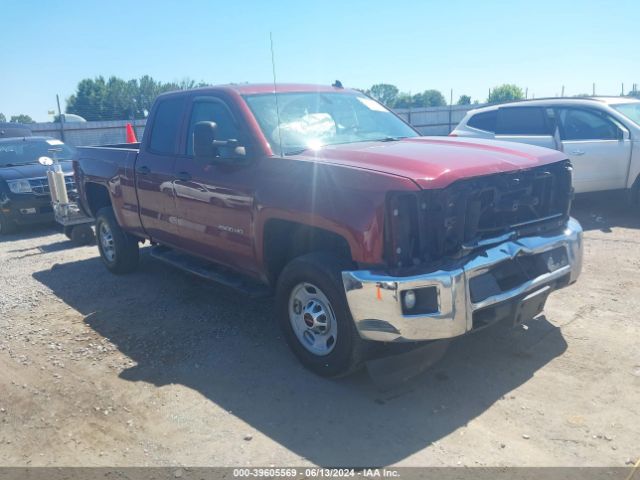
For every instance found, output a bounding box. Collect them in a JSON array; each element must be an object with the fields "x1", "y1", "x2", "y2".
[
  {"x1": 193, "y1": 121, "x2": 247, "y2": 162},
  {"x1": 193, "y1": 121, "x2": 218, "y2": 159}
]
